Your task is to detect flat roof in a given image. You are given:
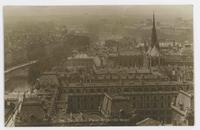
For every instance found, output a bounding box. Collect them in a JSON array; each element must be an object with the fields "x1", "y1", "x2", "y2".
[
  {"x1": 104, "y1": 93, "x2": 129, "y2": 101},
  {"x1": 66, "y1": 81, "x2": 193, "y2": 88}
]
